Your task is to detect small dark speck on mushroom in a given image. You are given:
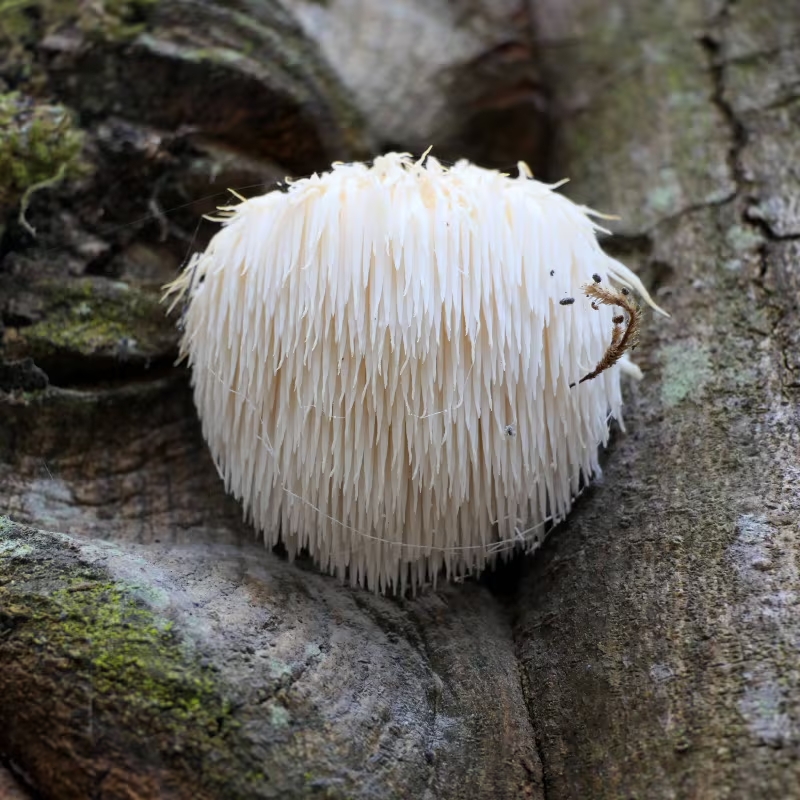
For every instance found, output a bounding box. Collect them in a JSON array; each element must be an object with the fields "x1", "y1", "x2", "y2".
[
  {"x1": 559, "y1": 297, "x2": 575, "y2": 305},
  {"x1": 549, "y1": 270, "x2": 555, "y2": 276},
  {"x1": 592, "y1": 273, "x2": 601, "y2": 283},
  {"x1": 613, "y1": 314, "x2": 625, "y2": 324},
  {"x1": 621, "y1": 287, "x2": 630, "y2": 295}
]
